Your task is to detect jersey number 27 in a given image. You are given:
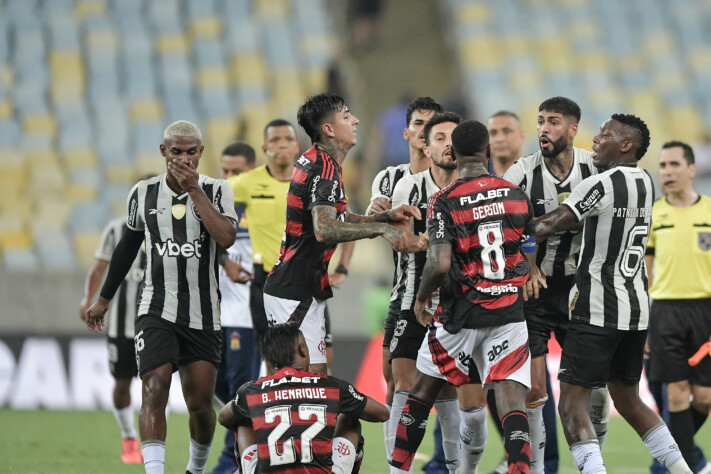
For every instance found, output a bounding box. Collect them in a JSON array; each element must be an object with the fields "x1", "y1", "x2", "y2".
[{"x1": 265, "y1": 404, "x2": 327, "y2": 465}]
